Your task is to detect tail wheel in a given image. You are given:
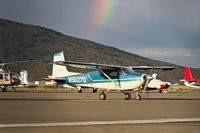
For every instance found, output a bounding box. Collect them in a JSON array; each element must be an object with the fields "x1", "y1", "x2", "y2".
[
  {"x1": 99, "y1": 93, "x2": 106, "y2": 100},
  {"x1": 135, "y1": 94, "x2": 141, "y2": 101},
  {"x1": 125, "y1": 93, "x2": 131, "y2": 100}
]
